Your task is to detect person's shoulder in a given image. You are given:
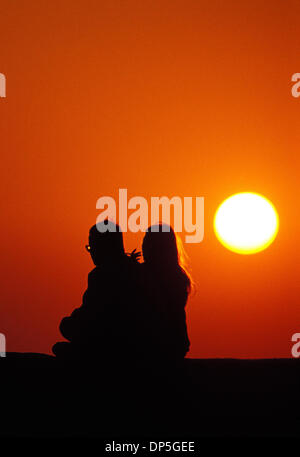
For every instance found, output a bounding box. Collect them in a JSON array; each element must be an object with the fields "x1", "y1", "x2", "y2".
[
  {"x1": 139, "y1": 262, "x2": 149, "y2": 277},
  {"x1": 88, "y1": 267, "x2": 102, "y2": 282},
  {"x1": 121, "y1": 256, "x2": 143, "y2": 285},
  {"x1": 138, "y1": 262, "x2": 149, "y2": 285},
  {"x1": 139, "y1": 262, "x2": 154, "y2": 277},
  {"x1": 124, "y1": 255, "x2": 142, "y2": 270}
]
